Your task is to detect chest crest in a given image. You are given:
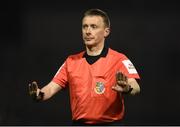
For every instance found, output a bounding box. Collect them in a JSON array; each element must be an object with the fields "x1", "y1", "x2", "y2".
[{"x1": 94, "y1": 82, "x2": 105, "y2": 94}]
